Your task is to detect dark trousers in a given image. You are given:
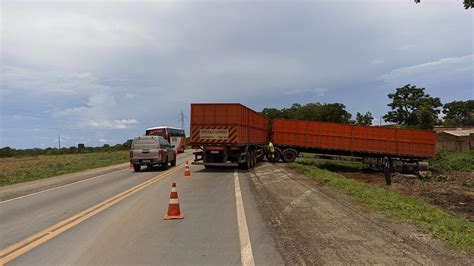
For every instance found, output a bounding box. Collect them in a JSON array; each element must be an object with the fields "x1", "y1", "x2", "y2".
[{"x1": 384, "y1": 169, "x2": 391, "y2": 185}]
